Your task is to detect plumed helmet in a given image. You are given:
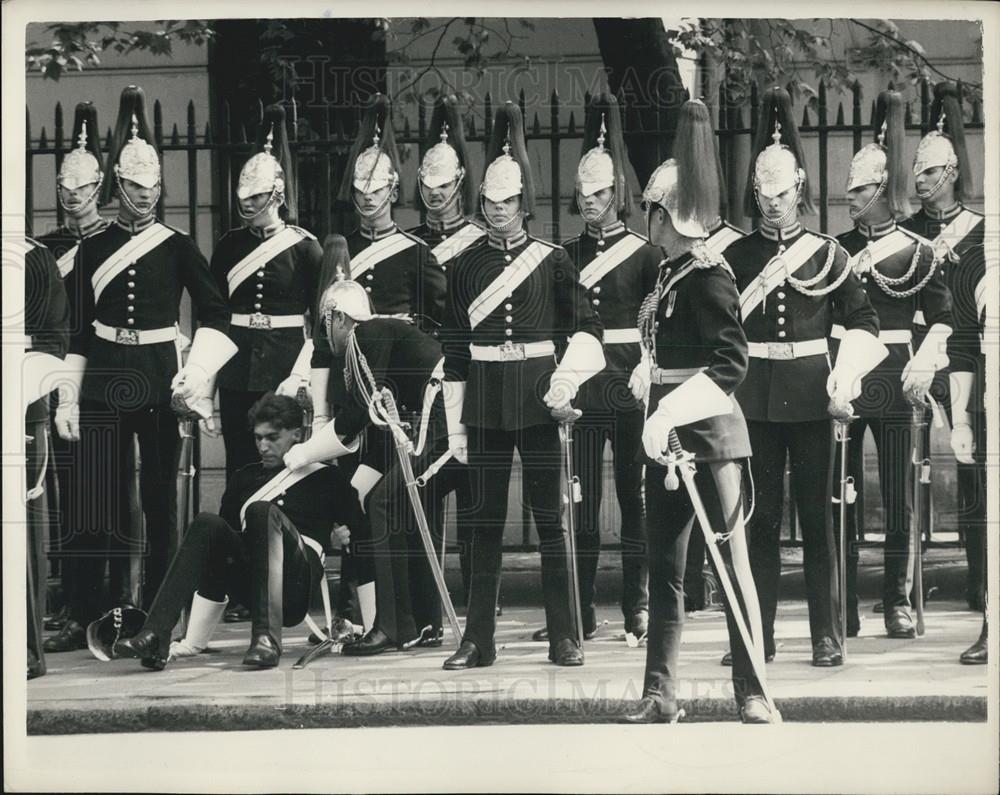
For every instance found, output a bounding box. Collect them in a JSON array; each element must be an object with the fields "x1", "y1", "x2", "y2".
[
  {"x1": 59, "y1": 102, "x2": 104, "y2": 192},
  {"x1": 338, "y1": 93, "x2": 401, "y2": 200},
  {"x1": 913, "y1": 82, "x2": 971, "y2": 202},
  {"x1": 418, "y1": 94, "x2": 476, "y2": 211},
  {"x1": 847, "y1": 90, "x2": 910, "y2": 218},
  {"x1": 642, "y1": 100, "x2": 721, "y2": 238},
  {"x1": 320, "y1": 279, "x2": 374, "y2": 323},
  {"x1": 237, "y1": 103, "x2": 297, "y2": 221},
  {"x1": 481, "y1": 102, "x2": 534, "y2": 212},
  {"x1": 572, "y1": 92, "x2": 630, "y2": 217},
  {"x1": 101, "y1": 85, "x2": 160, "y2": 206},
  {"x1": 744, "y1": 86, "x2": 814, "y2": 217}
]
